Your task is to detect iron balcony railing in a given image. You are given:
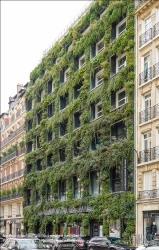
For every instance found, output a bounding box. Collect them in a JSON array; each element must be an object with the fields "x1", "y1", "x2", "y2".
[
  {"x1": 1, "y1": 169, "x2": 24, "y2": 184},
  {"x1": 139, "y1": 67, "x2": 152, "y2": 85},
  {"x1": 0, "y1": 124, "x2": 24, "y2": 147},
  {"x1": 139, "y1": 28, "x2": 152, "y2": 47},
  {"x1": 138, "y1": 146, "x2": 159, "y2": 163},
  {"x1": 153, "y1": 22, "x2": 159, "y2": 37},
  {"x1": 138, "y1": 188, "x2": 159, "y2": 199},
  {"x1": 153, "y1": 62, "x2": 159, "y2": 77},
  {"x1": 0, "y1": 191, "x2": 22, "y2": 202},
  {"x1": 0, "y1": 150, "x2": 18, "y2": 165},
  {"x1": 139, "y1": 103, "x2": 159, "y2": 124}
]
